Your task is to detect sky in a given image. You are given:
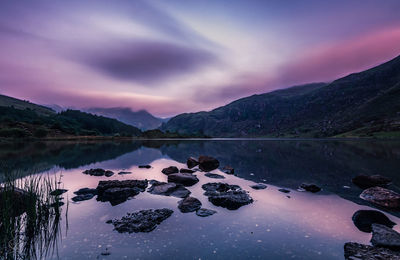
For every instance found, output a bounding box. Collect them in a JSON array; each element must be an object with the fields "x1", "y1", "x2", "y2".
[{"x1": 1, "y1": 0, "x2": 400, "y2": 117}]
